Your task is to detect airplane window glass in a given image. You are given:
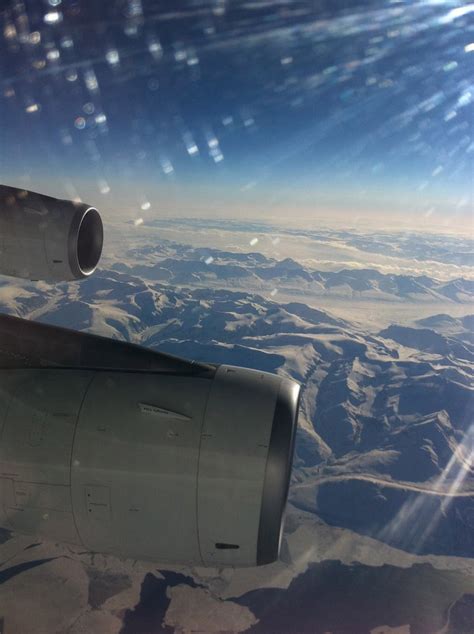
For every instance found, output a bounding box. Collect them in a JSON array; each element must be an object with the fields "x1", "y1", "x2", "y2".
[{"x1": 0, "y1": 1, "x2": 473, "y2": 632}]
